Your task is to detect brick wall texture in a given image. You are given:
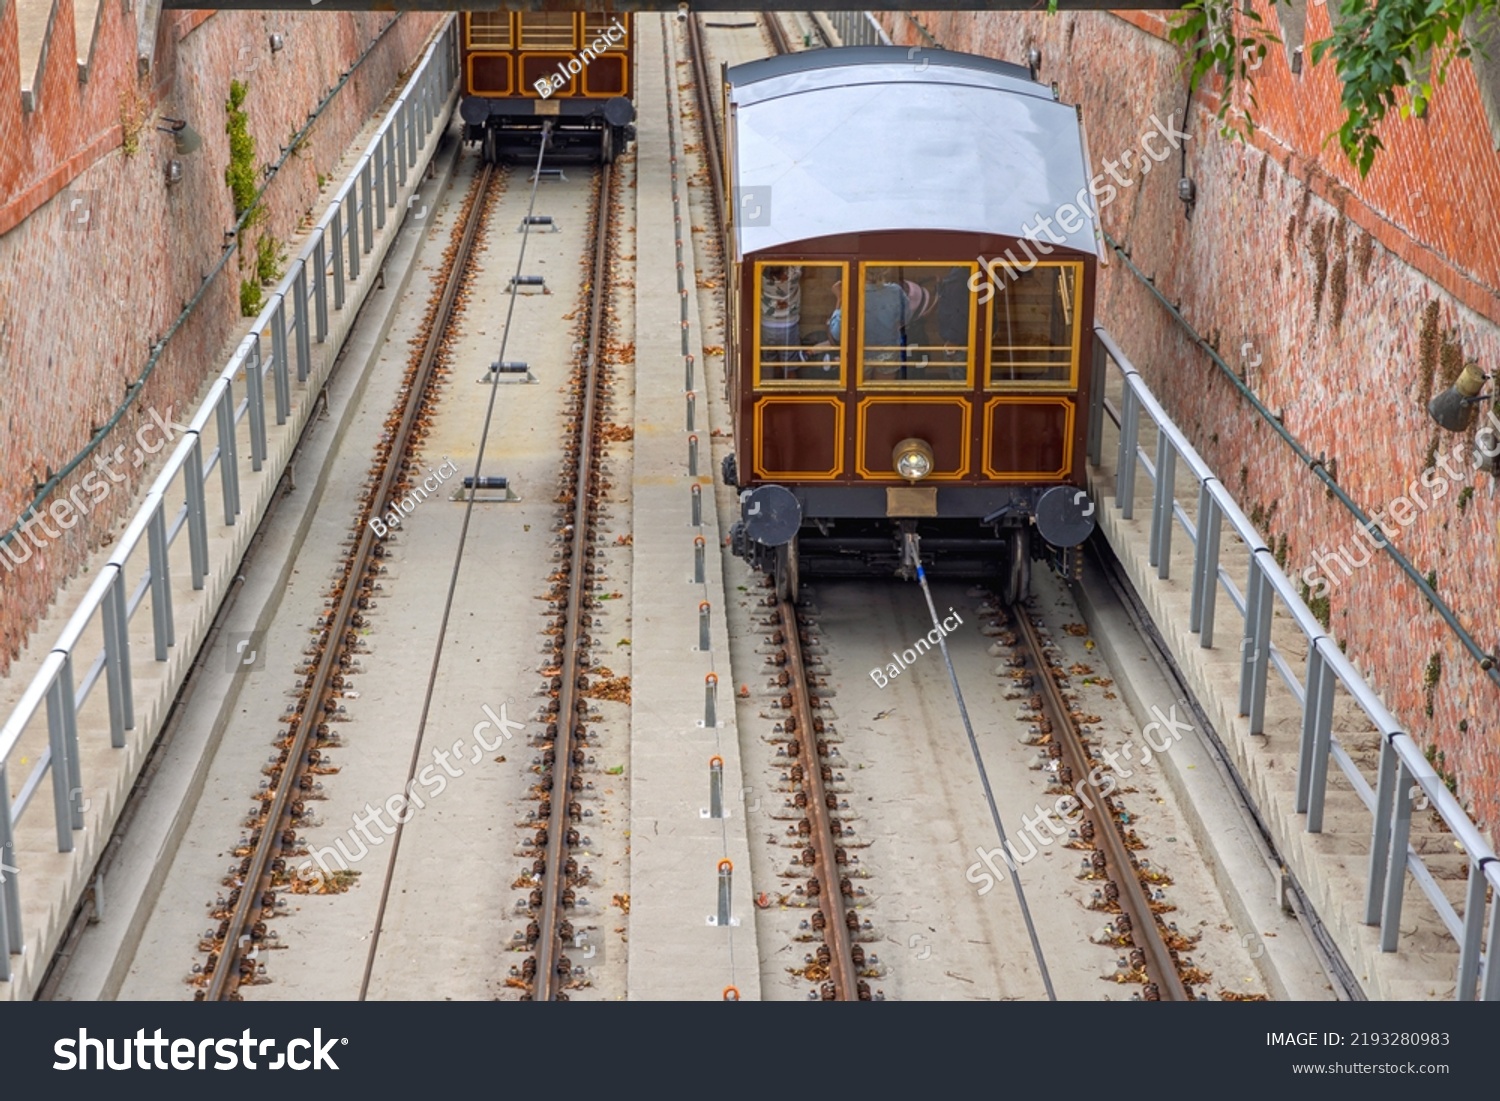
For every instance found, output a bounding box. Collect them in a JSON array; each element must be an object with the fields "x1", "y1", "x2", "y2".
[
  {"x1": 0, "y1": 8, "x2": 444, "y2": 671},
  {"x1": 882, "y1": 9, "x2": 1500, "y2": 834}
]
